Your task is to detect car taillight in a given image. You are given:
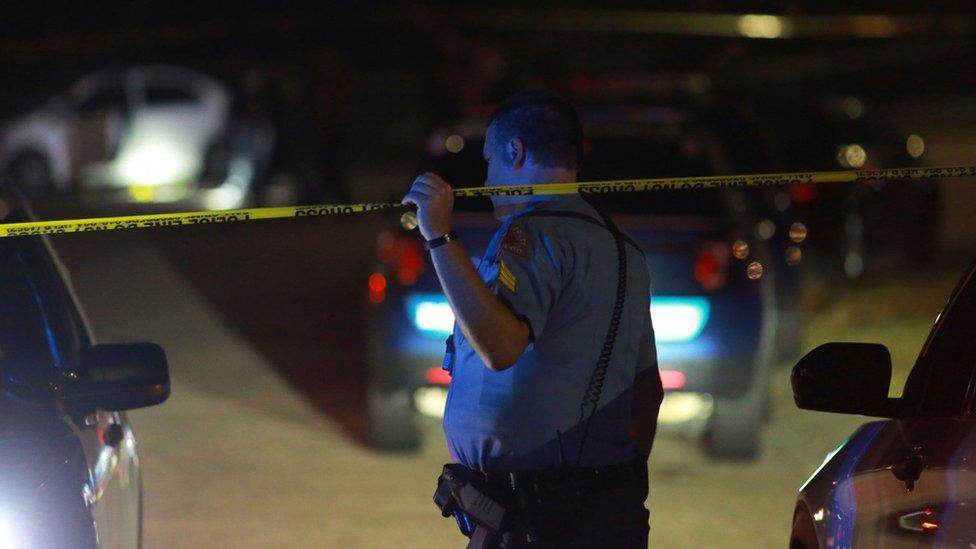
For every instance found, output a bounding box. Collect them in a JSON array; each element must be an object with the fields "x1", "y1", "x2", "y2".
[
  {"x1": 659, "y1": 370, "x2": 687, "y2": 390},
  {"x1": 426, "y1": 367, "x2": 452, "y2": 386},
  {"x1": 790, "y1": 182, "x2": 817, "y2": 204},
  {"x1": 367, "y1": 272, "x2": 387, "y2": 304},
  {"x1": 694, "y1": 242, "x2": 730, "y2": 291},
  {"x1": 376, "y1": 231, "x2": 426, "y2": 286}
]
